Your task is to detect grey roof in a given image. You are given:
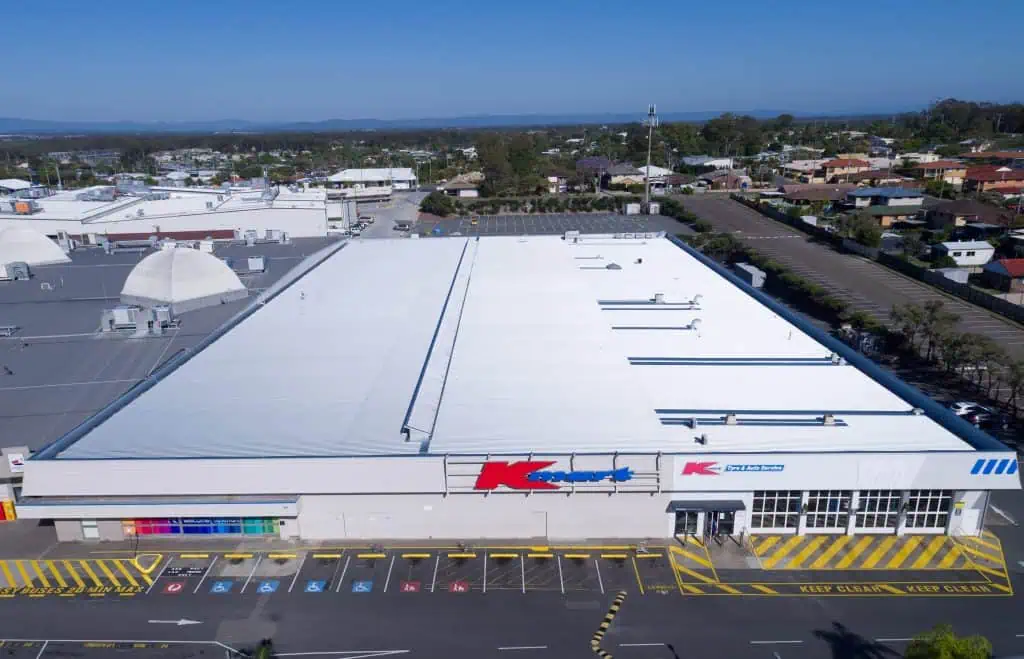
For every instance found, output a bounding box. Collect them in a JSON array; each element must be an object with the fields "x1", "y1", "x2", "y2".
[
  {"x1": 1, "y1": 237, "x2": 338, "y2": 452},
  {"x1": 607, "y1": 163, "x2": 643, "y2": 176}
]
